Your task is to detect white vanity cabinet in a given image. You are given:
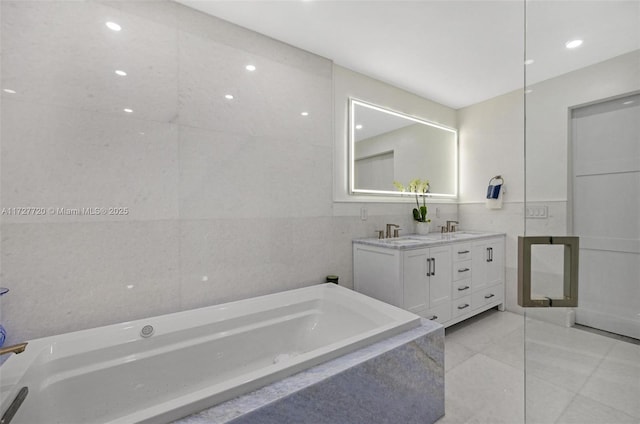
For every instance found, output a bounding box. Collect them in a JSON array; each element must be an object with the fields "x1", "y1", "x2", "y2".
[
  {"x1": 353, "y1": 244, "x2": 452, "y2": 325},
  {"x1": 353, "y1": 233, "x2": 505, "y2": 328},
  {"x1": 403, "y1": 246, "x2": 452, "y2": 323}
]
